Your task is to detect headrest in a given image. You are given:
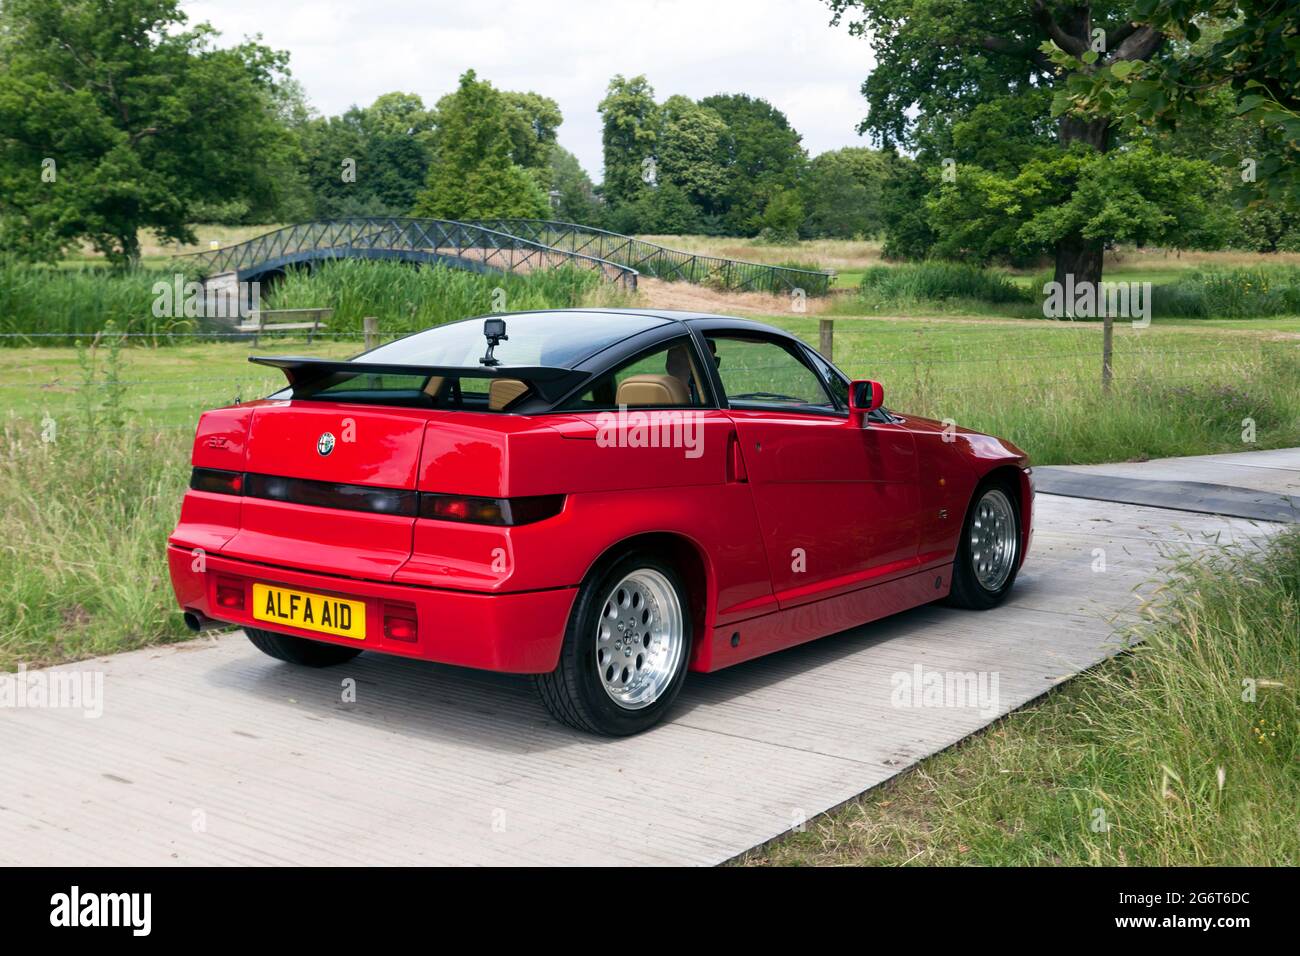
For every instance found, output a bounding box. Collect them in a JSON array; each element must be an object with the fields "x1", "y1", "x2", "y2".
[
  {"x1": 615, "y1": 373, "x2": 690, "y2": 407},
  {"x1": 488, "y1": 378, "x2": 529, "y2": 411}
]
